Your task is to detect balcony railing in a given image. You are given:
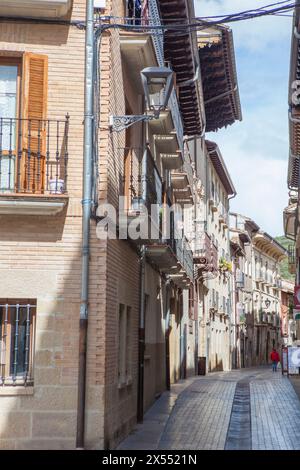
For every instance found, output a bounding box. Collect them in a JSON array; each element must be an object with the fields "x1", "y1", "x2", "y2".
[
  {"x1": 147, "y1": 0, "x2": 184, "y2": 151},
  {"x1": 288, "y1": 244, "x2": 296, "y2": 274},
  {"x1": 121, "y1": 146, "x2": 162, "y2": 220},
  {"x1": 236, "y1": 270, "x2": 245, "y2": 288},
  {"x1": 0, "y1": 117, "x2": 69, "y2": 195},
  {"x1": 193, "y1": 231, "x2": 218, "y2": 273},
  {"x1": 175, "y1": 236, "x2": 194, "y2": 281}
]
